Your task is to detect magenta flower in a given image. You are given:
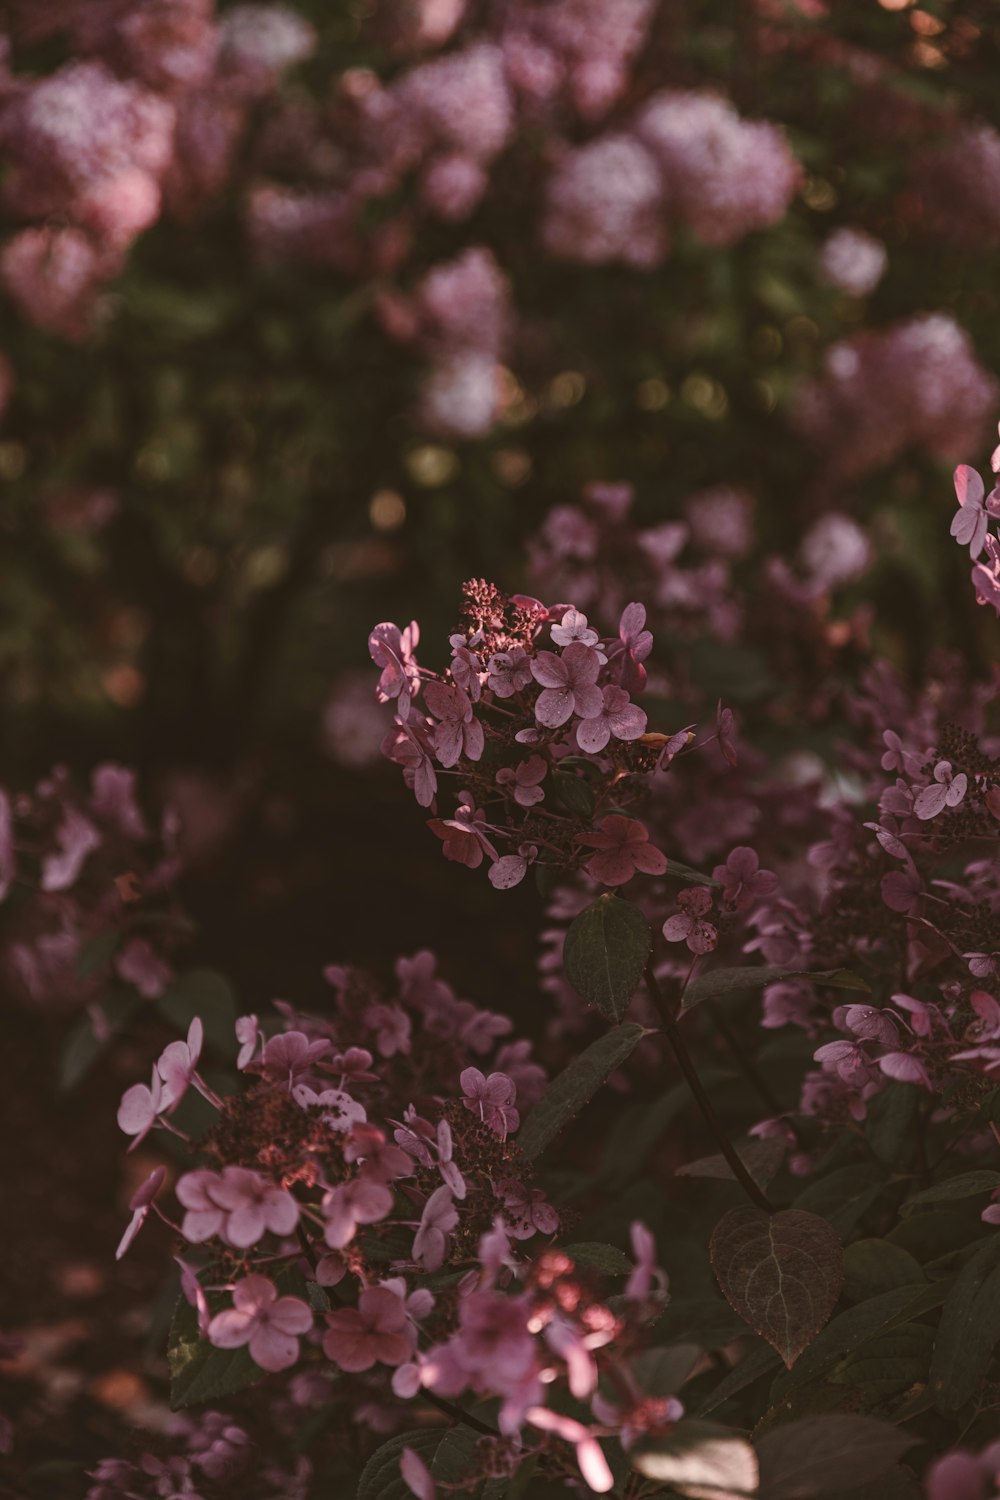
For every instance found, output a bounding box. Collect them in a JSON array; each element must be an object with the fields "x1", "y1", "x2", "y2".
[
  {"x1": 486, "y1": 647, "x2": 532, "y2": 698},
  {"x1": 427, "y1": 793, "x2": 498, "y2": 868},
  {"x1": 880, "y1": 730, "x2": 920, "y2": 777},
  {"x1": 401, "y1": 1448, "x2": 436, "y2": 1500},
  {"x1": 550, "y1": 608, "x2": 600, "y2": 649},
  {"x1": 412, "y1": 1185, "x2": 459, "y2": 1271},
  {"x1": 971, "y1": 534, "x2": 1000, "y2": 616},
  {"x1": 881, "y1": 866, "x2": 922, "y2": 914},
  {"x1": 530, "y1": 643, "x2": 604, "y2": 727},
  {"x1": 878, "y1": 1052, "x2": 931, "y2": 1088},
  {"x1": 453, "y1": 1291, "x2": 536, "y2": 1386},
  {"x1": 951, "y1": 464, "x2": 1000, "y2": 558},
  {"x1": 259, "y1": 1030, "x2": 332, "y2": 1088},
  {"x1": 323, "y1": 1176, "x2": 394, "y2": 1249},
  {"x1": 843, "y1": 1005, "x2": 900, "y2": 1047},
  {"x1": 41, "y1": 807, "x2": 100, "y2": 891},
  {"x1": 116, "y1": 1165, "x2": 166, "y2": 1260},
  {"x1": 235, "y1": 1014, "x2": 260, "y2": 1070},
  {"x1": 207, "y1": 1275, "x2": 312, "y2": 1373},
  {"x1": 624, "y1": 1220, "x2": 667, "y2": 1303},
  {"x1": 117, "y1": 1067, "x2": 174, "y2": 1149},
  {"x1": 662, "y1": 886, "x2": 718, "y2": 954},
  {"x1": 369, "y1": 620, "x2": 420, "y2": 719},
  {"x1": 322, "y1": 1286, "x2": 414, "y2": 1372},
  {"x1": 209, "y1": 1166, "x2": 300, "y2": 1248},
  {"x1": 367, "y1": 1002, "x2": 411, "y2": 1058},
  {"x1": 176, "y1": 1169, "x2": 227, "y2": 1242},
  {"x1": 575, "y1": 685, "x2": 647, "y2": 754},
  {"x1": 496, "y1": 755, "x2": 547, "y2": 807},
  {"x1": 713, "y1": 846, "x2": 778, "y2": 910},
  {"x1": 448, "y1": 632, "x2": 484, "y2": 701},
  {"x1": 814, "y1": 1039, "x2": 877, "y2": 1088},
  {"x1": 424, "y1": 682, "x2": 484, "y2": 766},
  {"x1": 488, "y1": 843, "x2": 538, "y2": 890},
  {"x1": 606, "y1": 601, "x2": 653, "y2": 694},
  {"x1": 914, "y1": 760, "x2": 968, "y2": 820},
  {"x1": 460, "y1": 1067, "x2": 519, "y2": 1136},
  {"x1": 576, "y1": 815, "x2": 667, "y2": 887}
]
